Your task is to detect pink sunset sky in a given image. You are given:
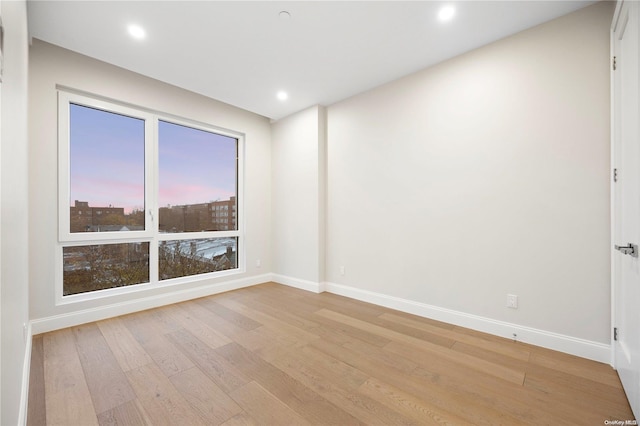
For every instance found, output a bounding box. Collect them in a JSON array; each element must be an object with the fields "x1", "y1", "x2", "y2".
[{"x1": 69, "y1": 104, "x2": 236, "y2": 214}]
